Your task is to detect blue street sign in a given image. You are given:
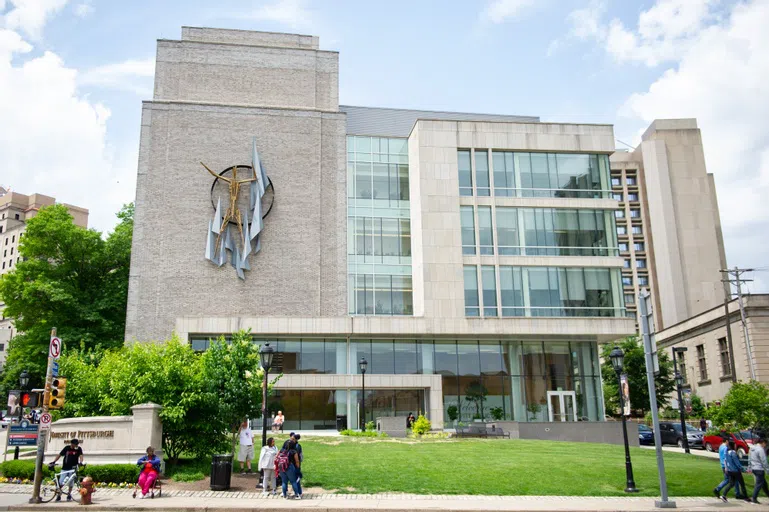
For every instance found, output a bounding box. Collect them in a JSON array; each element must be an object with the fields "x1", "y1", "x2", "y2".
[
  {"x1": 52, "y1": 361, "x2": 59, "y2": 377},
  {"x1": 9, "y1": 424, "x2": 39, "y2": 446}
]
